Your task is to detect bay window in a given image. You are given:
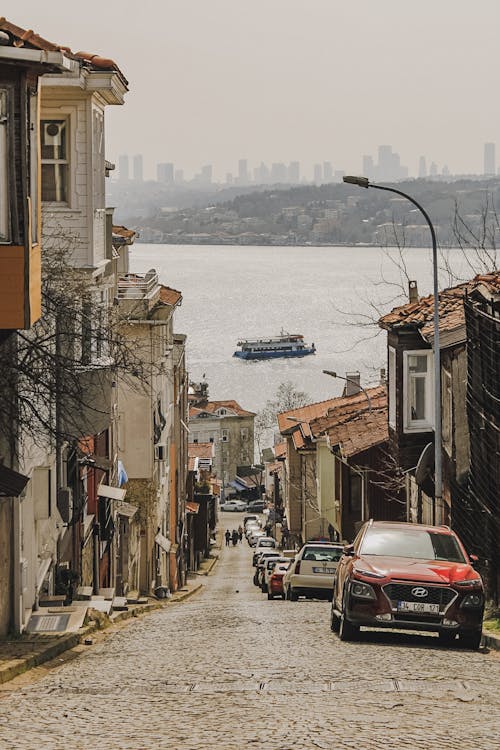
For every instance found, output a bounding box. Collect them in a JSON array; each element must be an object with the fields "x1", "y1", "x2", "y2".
[
  {"x1": 388, "y1": 346, "x2": 396, "y2": 427},
  {"x1": 403, "y1": 350, "x2": 433, "y2": 432}
]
